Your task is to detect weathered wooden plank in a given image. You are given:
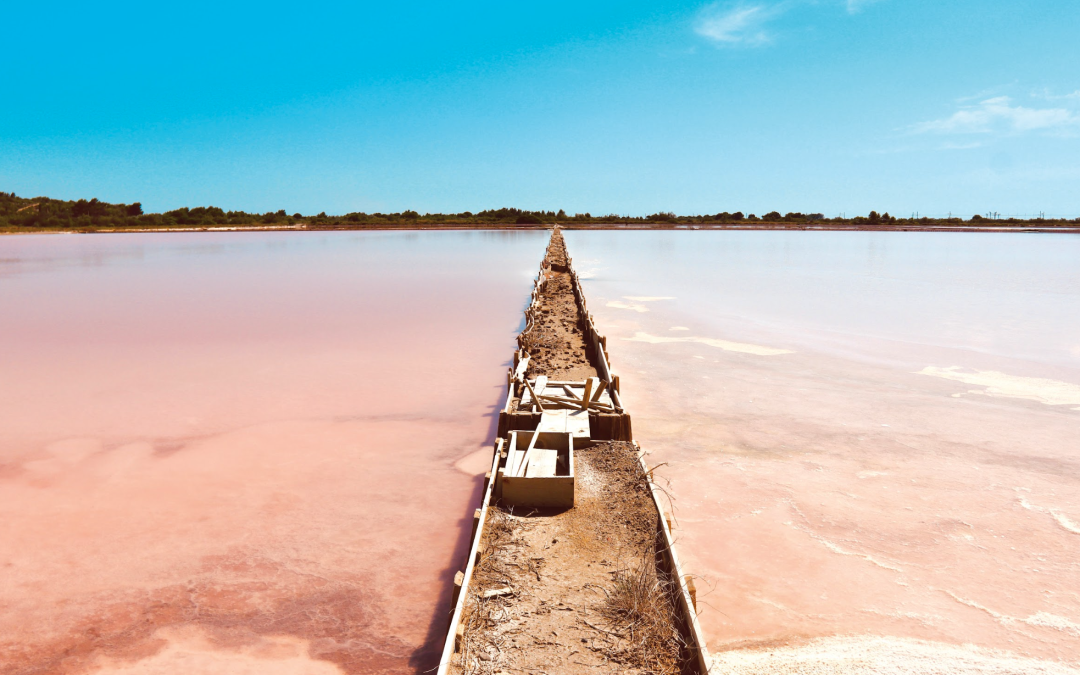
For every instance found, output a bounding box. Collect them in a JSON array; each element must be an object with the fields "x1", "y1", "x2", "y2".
[
  {"x1": 534, "y1": 375, "x2": 548, "y2": 398},
  {"x1": 537, "y1": 410, "x2": 566, "y2": 434},
  {"x1": 524, "y1": 447, "x2": 558, "y2": 478},
  {"x1": 501, "y1": 475, "x2": 574, "y2": 509},
  {"x1": 438, "y1": 437, "x2": 503, "y2": 670},
  {"x1": 524, "y1": 377, "x2": 545, "y2": 412},
  {"x1": 514, "y1": 430, "x2": 541, "y2": 477}
]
